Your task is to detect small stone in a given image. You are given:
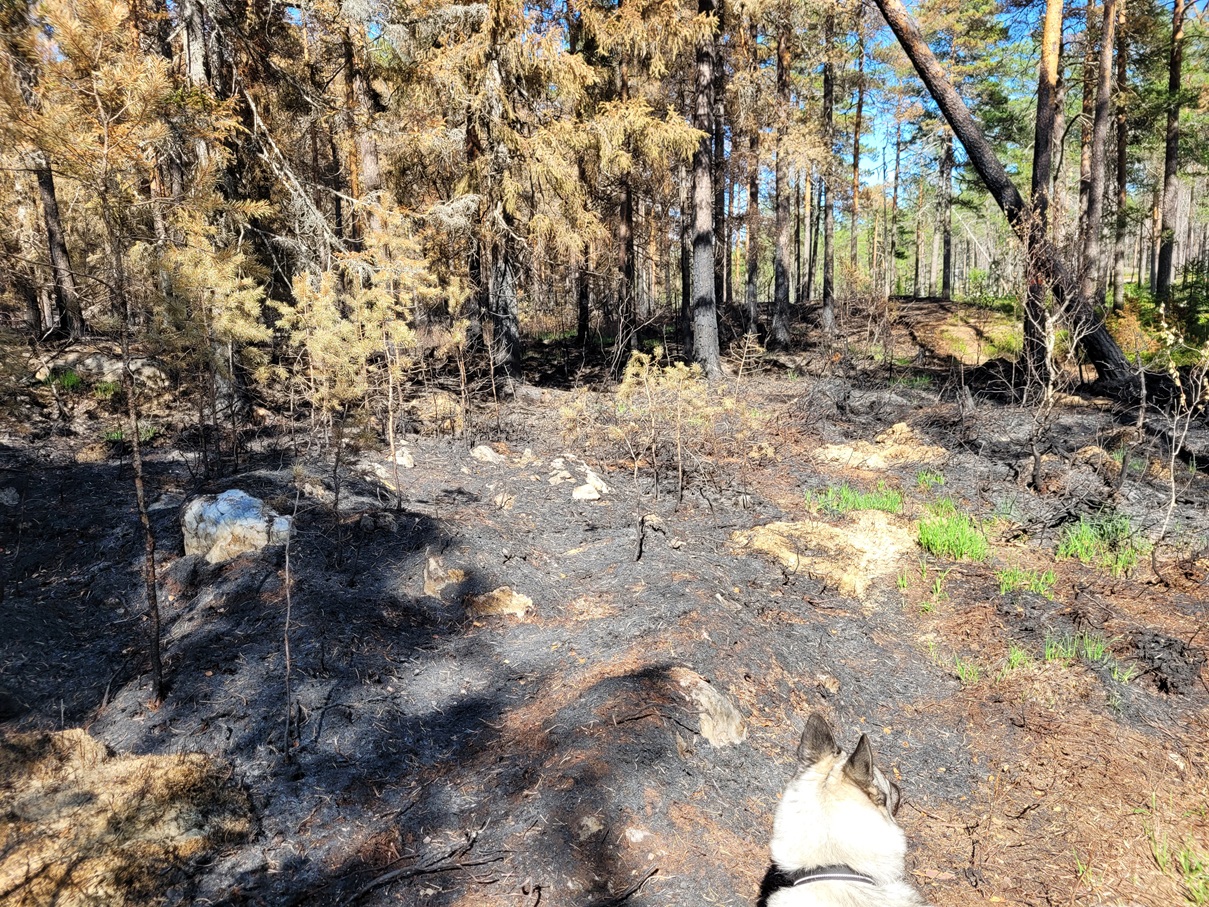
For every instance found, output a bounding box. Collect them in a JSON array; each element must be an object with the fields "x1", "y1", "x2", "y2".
[
  {"x1": 423, "y1": 556, "x2": 467, "y2": 598},
  {"x1": 572, "y1": 484, "x2": 600, "y2": 501},
  {"x1": 580, "y1": 468, "x2": 610, "y2": 495},
  {"x1": 464, "y1": 586, "x2": 532, "y2": 618},
  {"x1": 470, "y1": 444, "x2": 504, "y2": 464},
  {"x1": 669, "y1": 667, "x2": 747, "y2": 747},
  {"x1": 393, "y1": 449, "x2": 416, "y2": 469}
]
